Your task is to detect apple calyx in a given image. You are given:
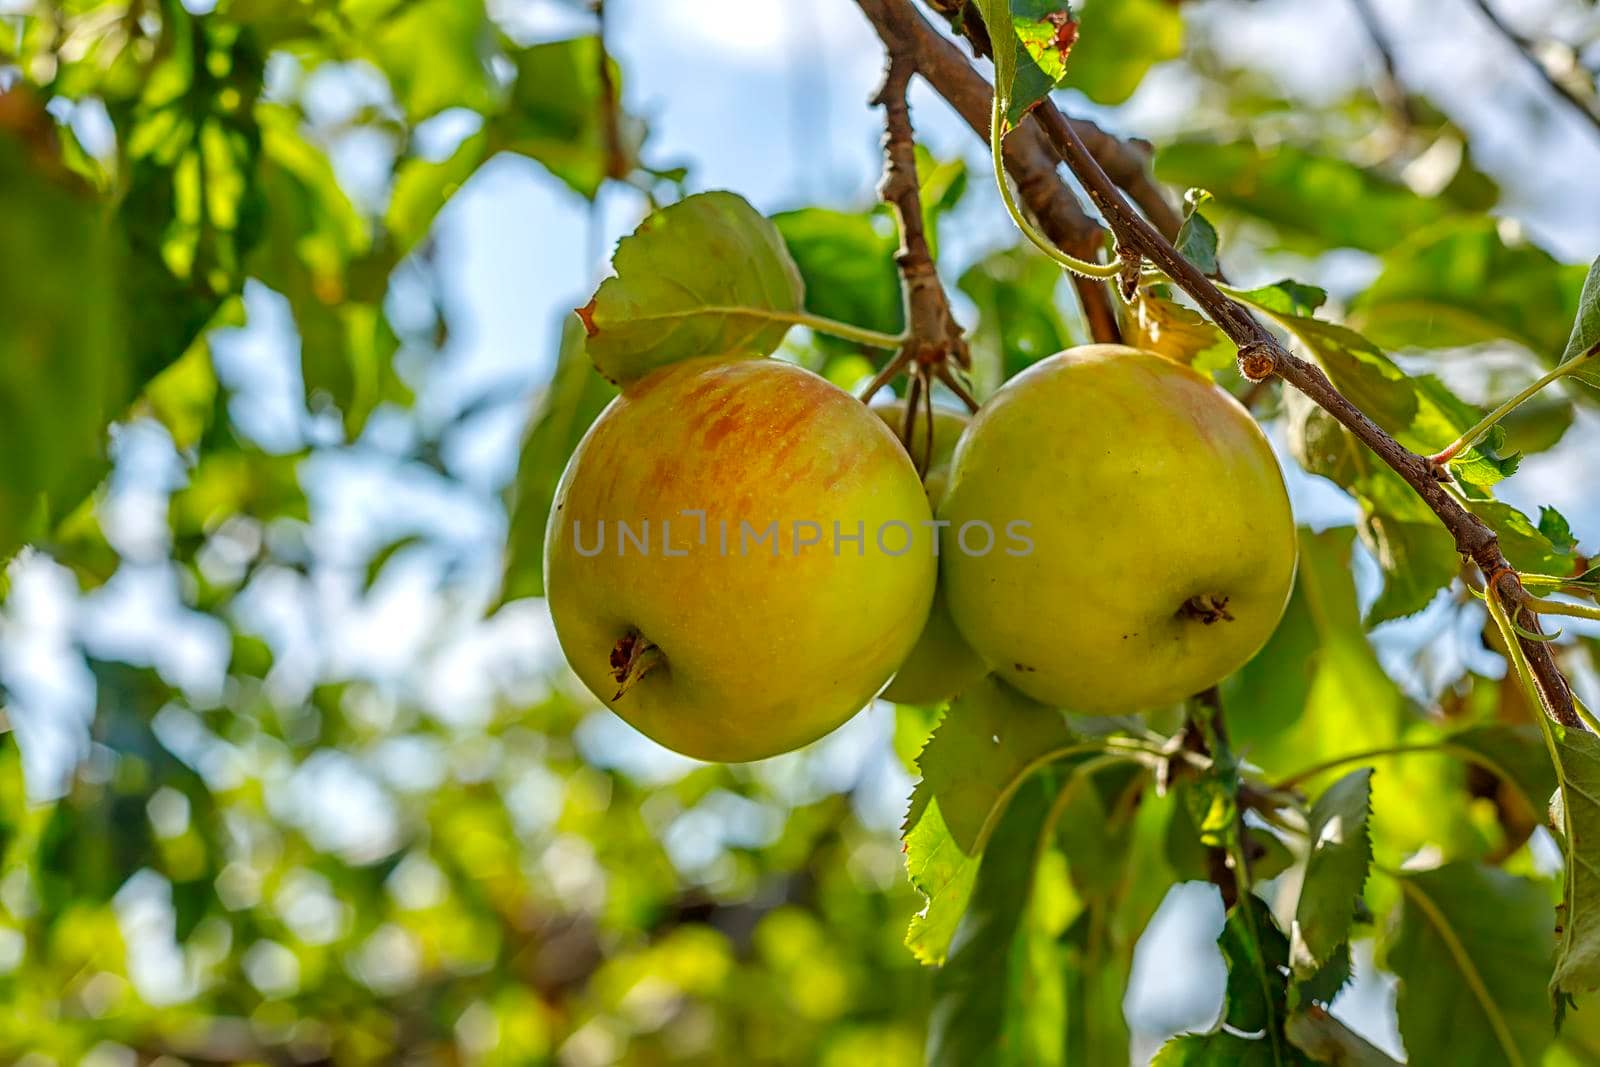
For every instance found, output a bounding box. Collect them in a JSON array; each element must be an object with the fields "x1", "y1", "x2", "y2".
[
  {"x1": 610, "y1": 630, "x2": 664, "y2": 700},
  {"x1": 1179, "y1": 594, "x2": 1235, "y2": 625}
]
